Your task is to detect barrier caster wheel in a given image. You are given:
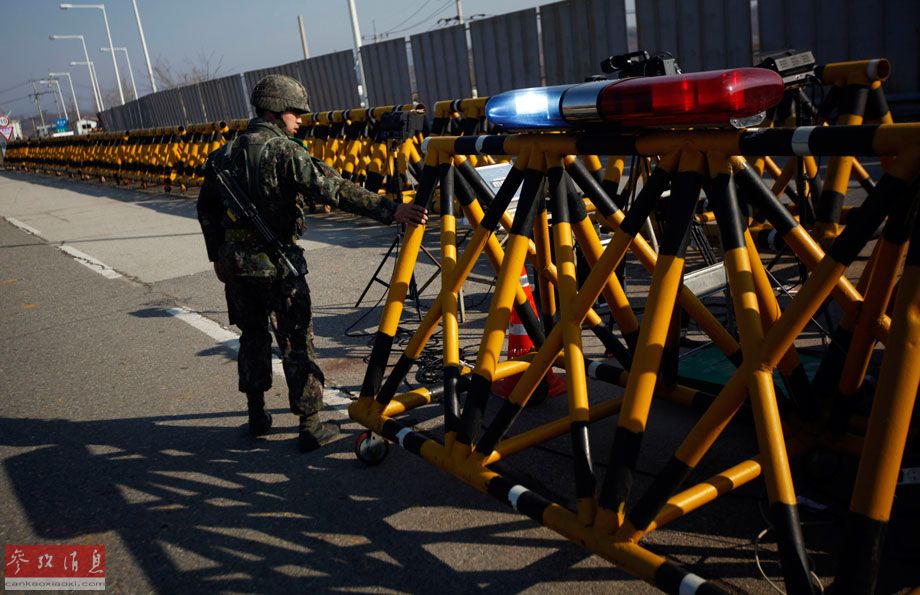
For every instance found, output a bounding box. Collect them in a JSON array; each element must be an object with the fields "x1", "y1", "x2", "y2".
[{"x1": 355, "y1": 430, "x2": 388, "y2": 466}]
